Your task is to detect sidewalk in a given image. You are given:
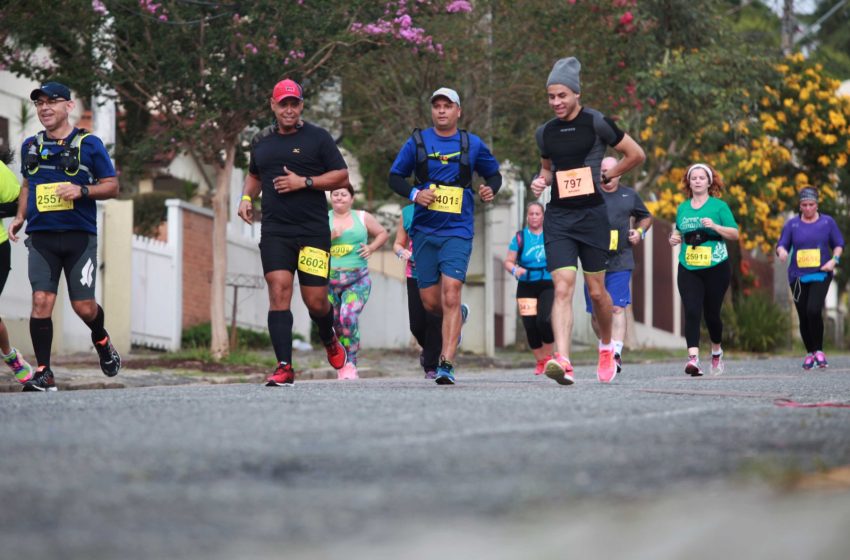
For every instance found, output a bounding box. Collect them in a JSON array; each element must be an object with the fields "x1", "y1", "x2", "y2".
[{"x1": 0, "y1": 347, "x2": 537, "y2": 392}]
